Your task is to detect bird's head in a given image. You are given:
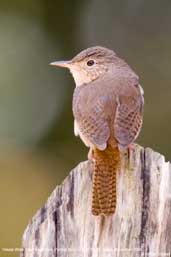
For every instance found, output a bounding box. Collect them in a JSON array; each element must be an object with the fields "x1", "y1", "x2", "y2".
[{"x1": 50, "y1": 46, "x2": 118, "y2": 86}]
